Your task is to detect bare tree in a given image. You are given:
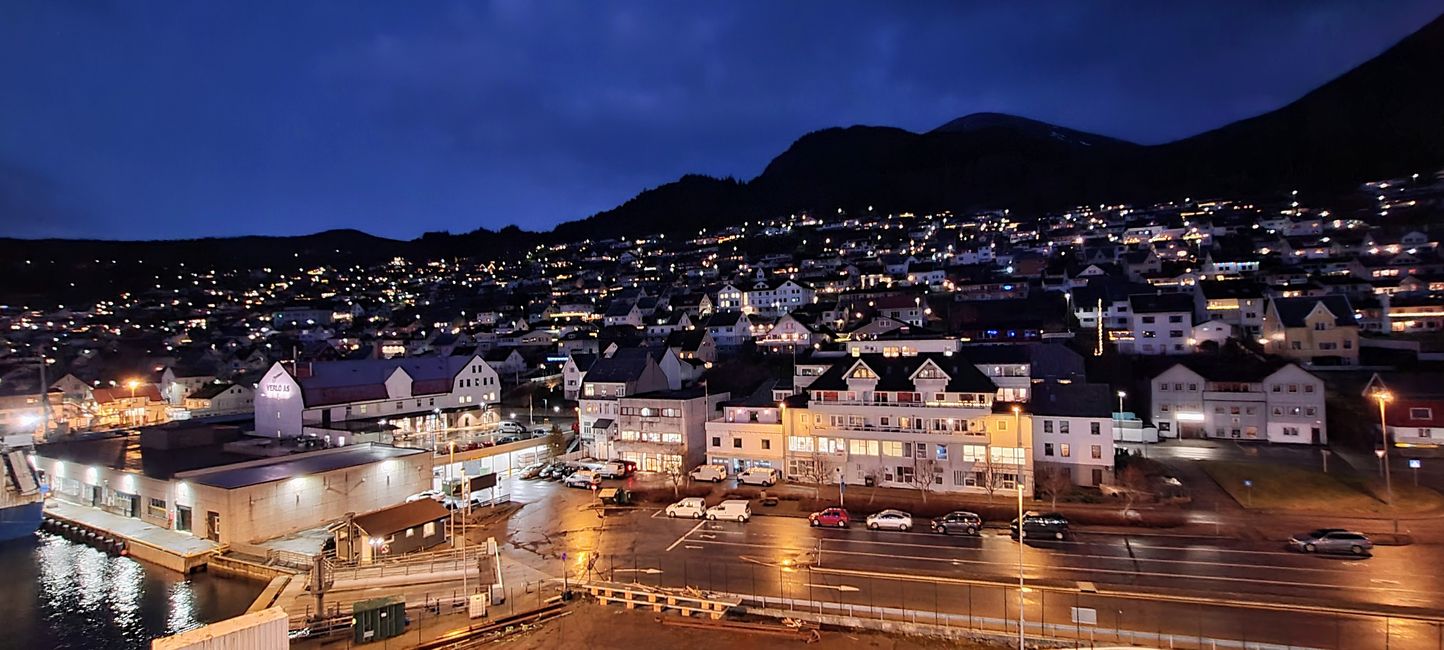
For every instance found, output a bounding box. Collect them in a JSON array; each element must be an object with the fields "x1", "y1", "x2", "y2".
[
  {"x1": 1038, "y1": 466, "x2": 1075, "y2": 510},
  {"x1": 912, "y1": 457, "x2": 939, "y2": 503},
  {"x1": 979, "y1": 455, "x2": 998, "y2": 503},
  {"x1": 1117, "y1": 464, "x2": 1151, "y2": 516},
  {"x1": 663, "y1": 464, "x2": 686, "y2": 499}
]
